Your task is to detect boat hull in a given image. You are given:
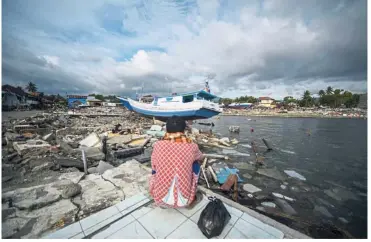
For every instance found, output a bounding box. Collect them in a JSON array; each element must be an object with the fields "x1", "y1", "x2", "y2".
[{"x1": 118, "y1": 97, "x2": 220, "y2": 121}]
